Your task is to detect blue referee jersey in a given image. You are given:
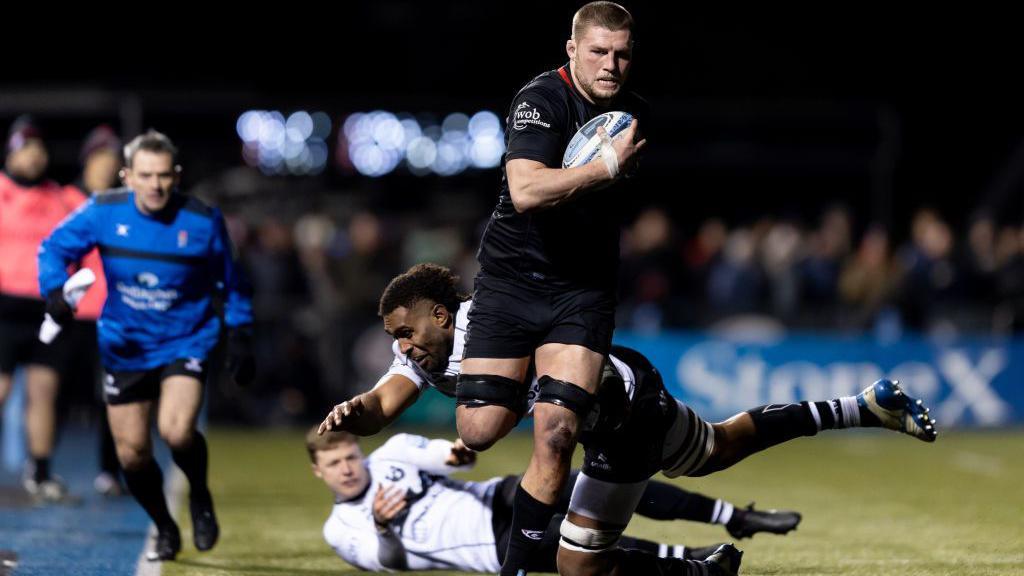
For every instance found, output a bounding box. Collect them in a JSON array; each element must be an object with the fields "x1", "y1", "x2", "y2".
[{"x1": 38, "y1": 189, "x2": 253, "y2": 372}]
